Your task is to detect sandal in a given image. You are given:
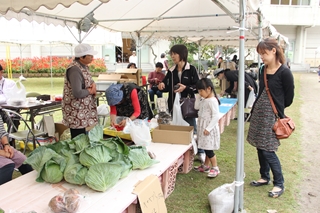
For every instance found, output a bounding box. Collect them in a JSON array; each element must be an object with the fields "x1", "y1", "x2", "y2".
[
  {"x1": 250, "y1": 179, "x2": 270, "y2": 187},
  {"x1": 268, "y1": 187, "x2": 285, "y2": 198}
]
